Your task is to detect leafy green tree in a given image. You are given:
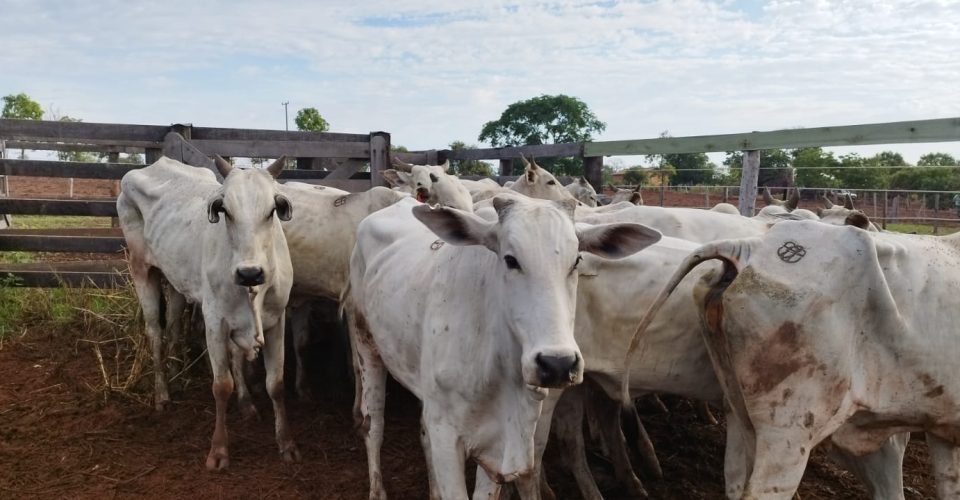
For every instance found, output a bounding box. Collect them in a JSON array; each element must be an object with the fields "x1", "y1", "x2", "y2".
[
  {"x1": 790, "y1": 147, "x2": 839, "y2": 188},
  {"x1": 3, "y1": 93, "x2": 44, "y2": 159},
  {"x1": 294, "y1": 107, "x2": 329, "y2": 132},
  {"x1": 918, "y1": 152, "x2": 957, "y2": 166},
  {"x1": 447, "y1": 141, "x2": 493, "y2": 176},
  {"x1": 723, "y1": 149, "x2": 792, "y2": 189},
  {"x1": 622, "y1": 168, "x2": 648, "y2": 186},
  {"x1": 478, "y1": 94, "x2": 605, "y2": 176},
  {"x1": 645, "y1": 132, "x2": 717, "y2": 185},
  {"x1": 2, "y1": 93, "x2": 42, "y2": 120}
]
